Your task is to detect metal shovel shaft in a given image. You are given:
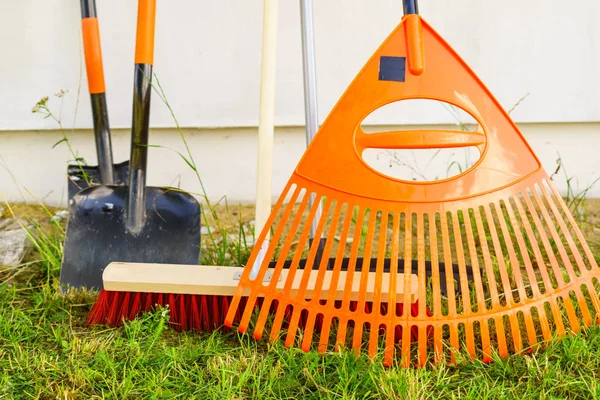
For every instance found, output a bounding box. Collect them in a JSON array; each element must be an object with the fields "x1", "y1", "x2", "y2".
[
  {"x1": 90, "y1": 93, "x2": 116, "y2": 184},
  {"x1": 127, "y1": 64, "x2": 152, "y2": 234}
]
